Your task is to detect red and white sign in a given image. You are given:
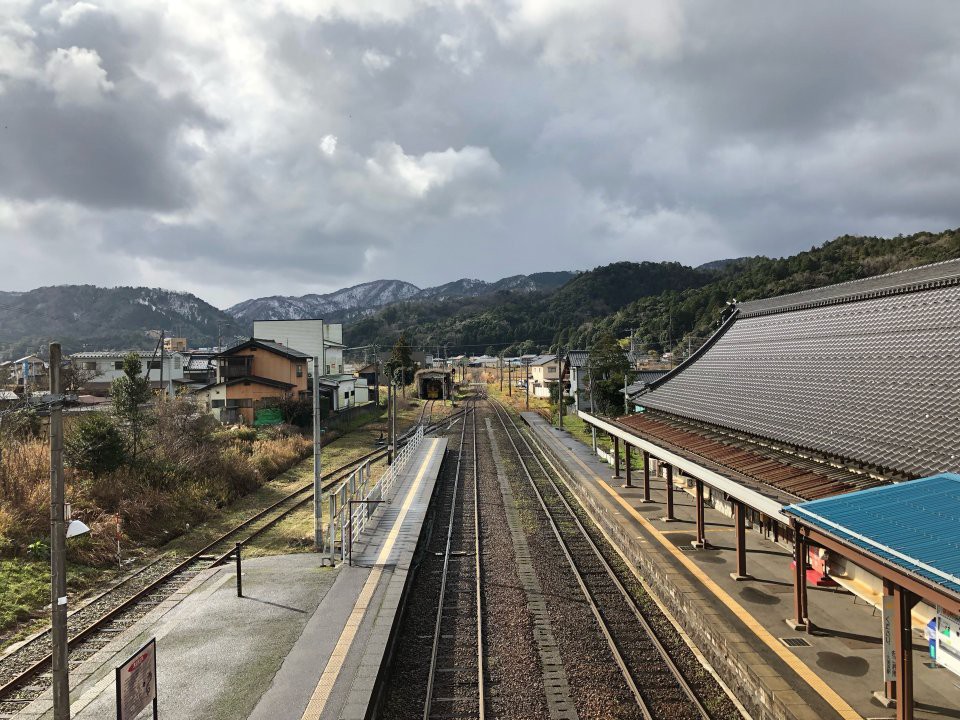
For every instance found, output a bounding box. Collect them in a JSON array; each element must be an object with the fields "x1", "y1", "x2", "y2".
[{"x1": 116, "y1": 638, "x2": 157, "y2": 720}]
